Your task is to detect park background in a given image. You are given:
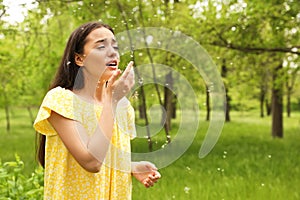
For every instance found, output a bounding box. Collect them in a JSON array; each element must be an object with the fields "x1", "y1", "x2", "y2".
[{"x1": 0, "y1": 0, "x2": 300, "y2": 199}]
